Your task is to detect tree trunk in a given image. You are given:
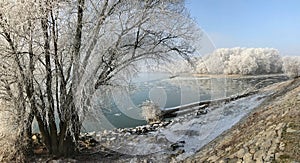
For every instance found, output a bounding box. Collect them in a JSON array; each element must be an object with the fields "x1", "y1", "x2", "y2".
[
  {"x1": 24, "y1": 112, "x2": 34, "y2": 156},
  {"x1": 58, "y1": 132, "x2": 77, "y2": 157},
  {"x1": 35, "y1": 111, "x2": 79, "y2": 157},
  {"x1": 57, "y1": 97, "x2": 81, "y2": 156}
]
